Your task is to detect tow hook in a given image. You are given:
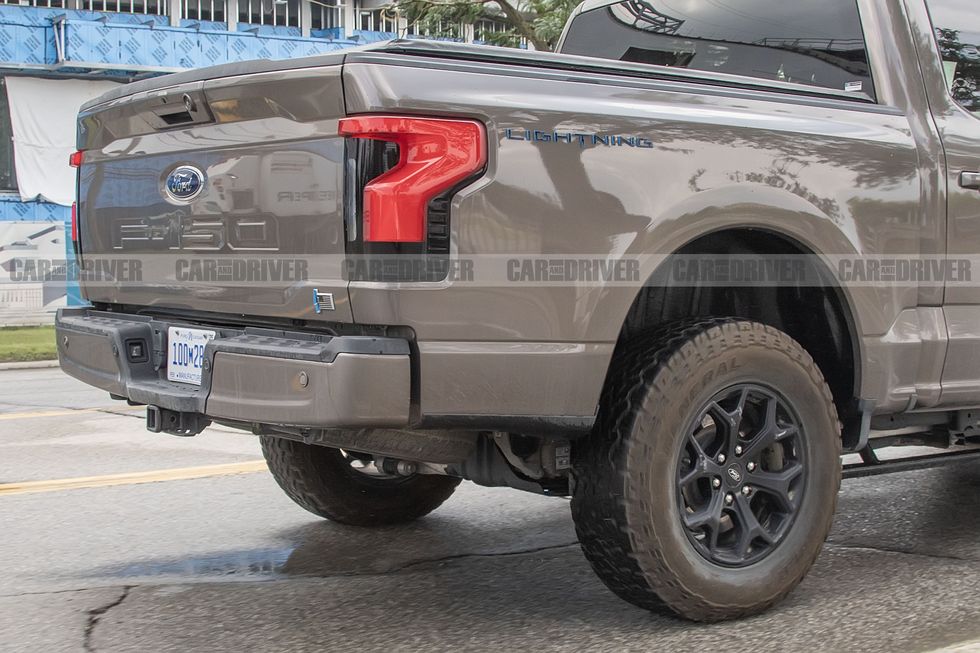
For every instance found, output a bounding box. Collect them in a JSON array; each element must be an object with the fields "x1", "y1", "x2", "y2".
[{"x1": 146, "y1": 405, "x2": 211, "y2": 437}]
